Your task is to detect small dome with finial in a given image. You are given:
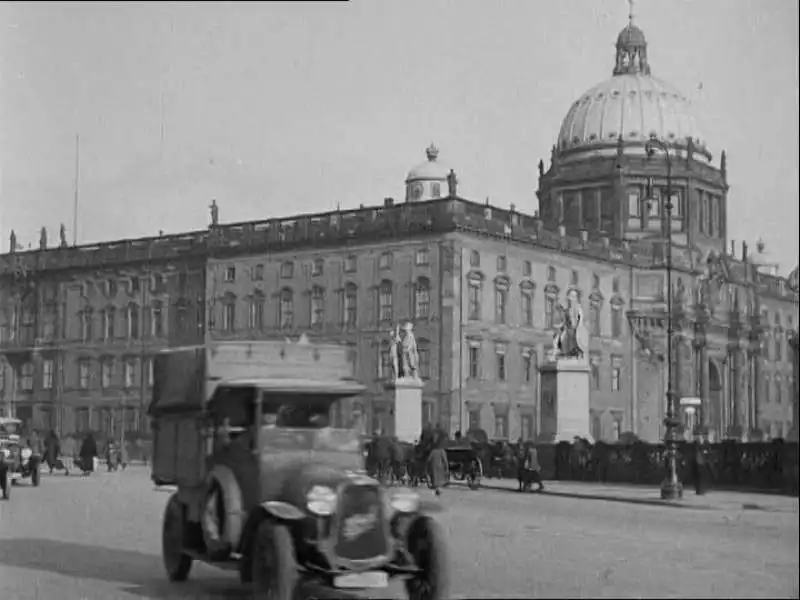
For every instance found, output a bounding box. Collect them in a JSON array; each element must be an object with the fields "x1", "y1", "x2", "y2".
[{"x1": 405, "y1": 143, "x2": 451, "y2": 202}]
